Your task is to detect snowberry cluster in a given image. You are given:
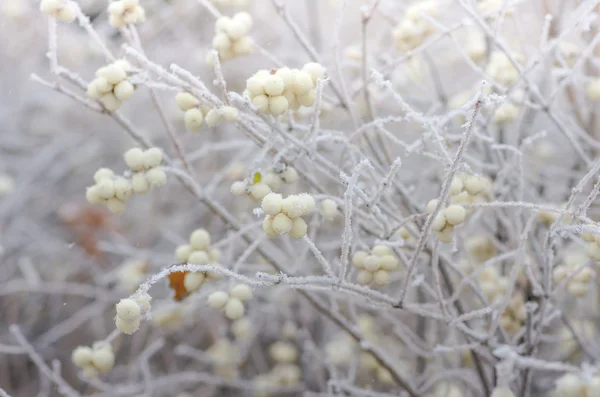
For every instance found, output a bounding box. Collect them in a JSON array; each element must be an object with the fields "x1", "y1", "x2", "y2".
[
  {"x1": 114, "y1": 295, "x2": 151, "y2": 335},
  {"x1": 207, "y1": 12, "x2": 254, "y2": 64},
  {"x1": 466, "y1": 235, "x2": 497, "y2": 263},
  {"x1": 230, "y1": 317, "x2": 252, "y2": 340},
  {"x1": 426, "y1": 384, "x2": 463, "y2": 397},
  {"x1": 87, "y1": 60, "x2": 135, "y2": 112},
  {"x1": 231, "y1": 167, "x2": 299, "y2": 202},
  {"x1": 206, "y1": 338, "x2": 241, "y2": 379},
  {"x1": 427, "y1": 199, "x2": 467, "y2": 243},
  {"x1": 553, "y1": 250, "x2": 595, "y2": 297},
  {"x1": 208, "y1": 284, "x2": 253, "y2": 320},
  {"x1": 71, "y1": 342, "x2": 115, "y2": 378},
  {"x1": 261, "y1": 193, "x2": 315, "y2": 238},
  {"x1": 124, "y1": 147, "x2": 167, "y2": 192},
  {"x1": 537, "y1": 203, "x2": 571, "y2": 226},
  {"x1": 175, "y1": 228, "x2": 222, "y2": 292},
  {"x1": 485, "y1": 51, "x2": 522, "y2": 86},
  {"x1": 245, "y1": 63, "x2": 326, "y2": 115},
  {"x1": 85, "y1": 168, "x2": 133, "y2": 214},
  {"x1": 582, "y1": 228, "x2": 600, "y2": 261},
  {"x1": 320, "y1": 199, "x2": 339, "y2": 221},
  {"x1": 175, "y1": 92, "x2": 239, "y2": 132},
  {"x1": 40, "y1": 0, "x2": 76, "y2": 22},
  {"x1": 479, "y1": 266, "x2": 509, "y2": 303},
  {"x1": 108, "y1": 0, "x2": 146, "y2": 29},
  {"x1": 351, "y1": 245, "x2": 400, "y2": 286},
  {"x1": 268, "y1": 341, "x2": 302, "y2": 386},
  {"x1": 555, "y1": 373, "x2": 600, "y2": 397},
  {"x1": 449, "y1": 172, "x2": 493, "y2": 206},
  {"x1": 116, "y1": 259, "x2": 148, "y2": 292},
  {"x1": 86, "y1": 148, "x2": 165, "y2": 213},
  {"x1": 392, "y1": 1, "x2": 439, "y2": 52}
]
